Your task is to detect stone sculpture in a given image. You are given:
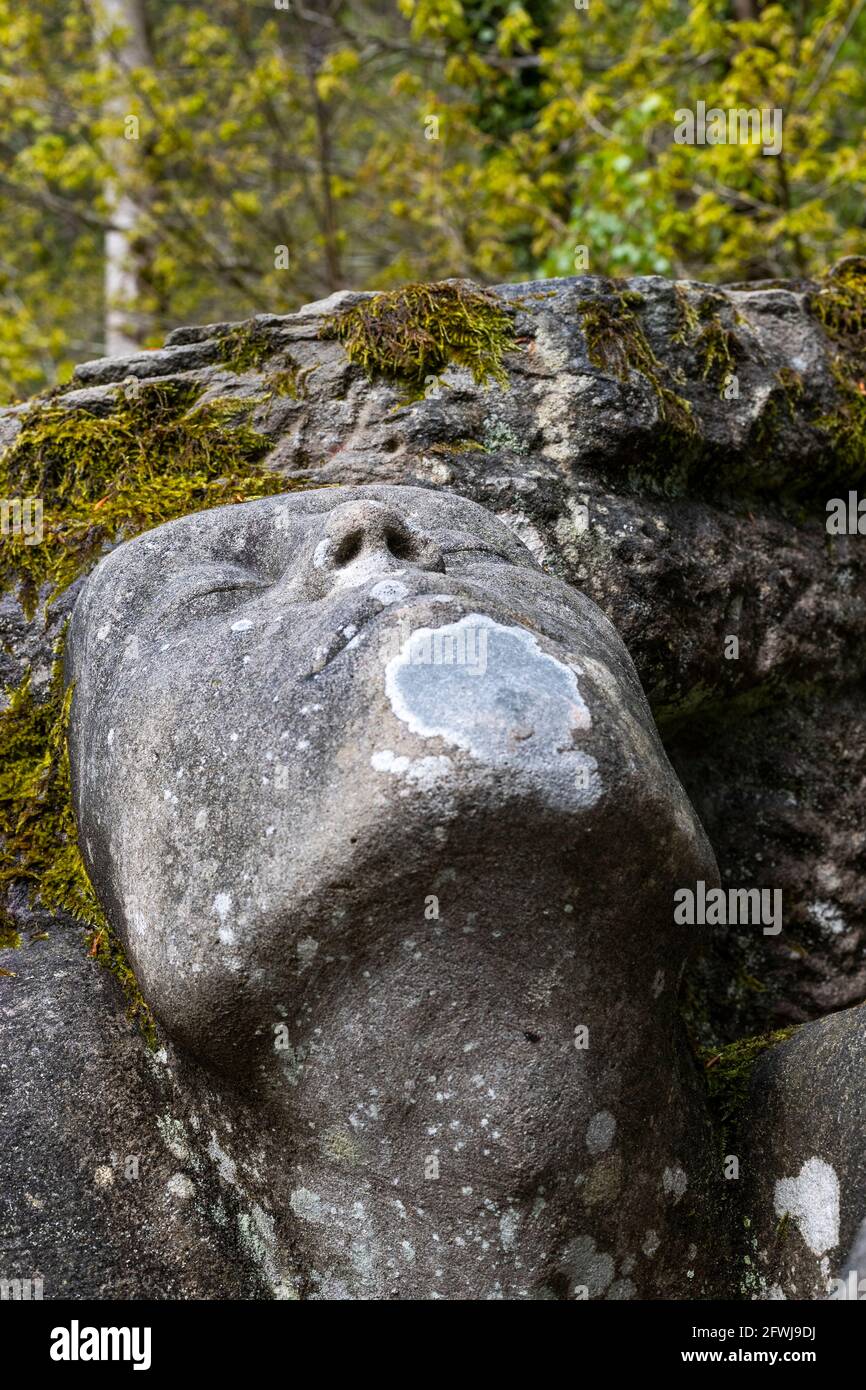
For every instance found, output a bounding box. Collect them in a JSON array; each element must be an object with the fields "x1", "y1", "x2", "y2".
[{"x1": 64, "y1": 483, "x2": 722, "y2": 1298}]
